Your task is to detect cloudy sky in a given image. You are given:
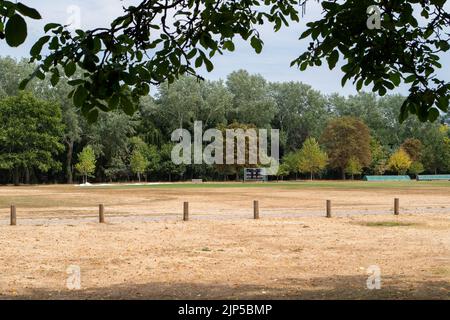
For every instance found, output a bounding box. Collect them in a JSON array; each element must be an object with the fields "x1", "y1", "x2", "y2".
[{"x1": 1, "y1": 0, "x2": 449, "y2": 96}]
